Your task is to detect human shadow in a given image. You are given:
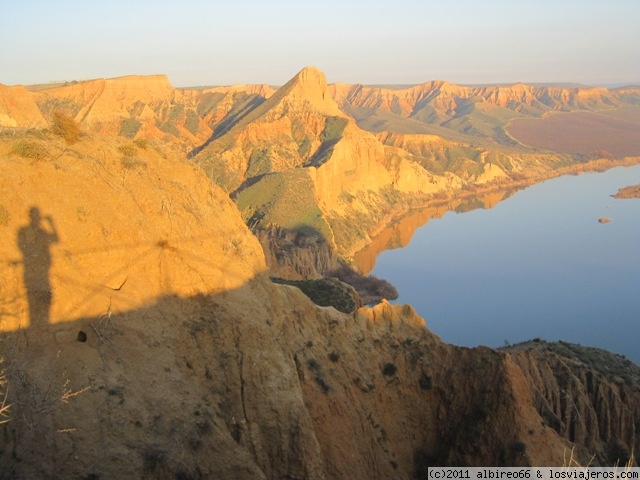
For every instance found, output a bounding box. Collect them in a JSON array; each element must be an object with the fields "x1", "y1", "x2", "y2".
[{"x1": 16, "y1": 207, "x2": 59, "y2": 327}]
